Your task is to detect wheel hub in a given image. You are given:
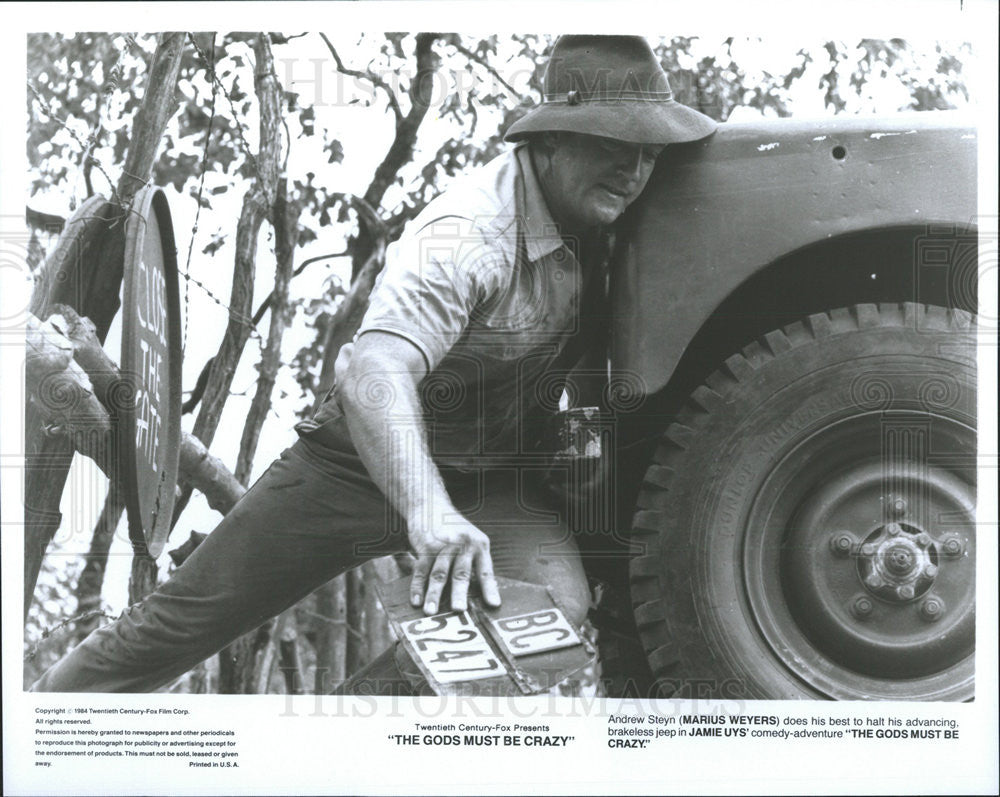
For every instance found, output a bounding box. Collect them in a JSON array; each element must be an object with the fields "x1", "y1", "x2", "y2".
[
  {"x1": 856, "y1": 522, "x2": 937, "y2": 602},
  {"x1": 778, "y1": 458, "x2": 975, "y2": 681}
]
